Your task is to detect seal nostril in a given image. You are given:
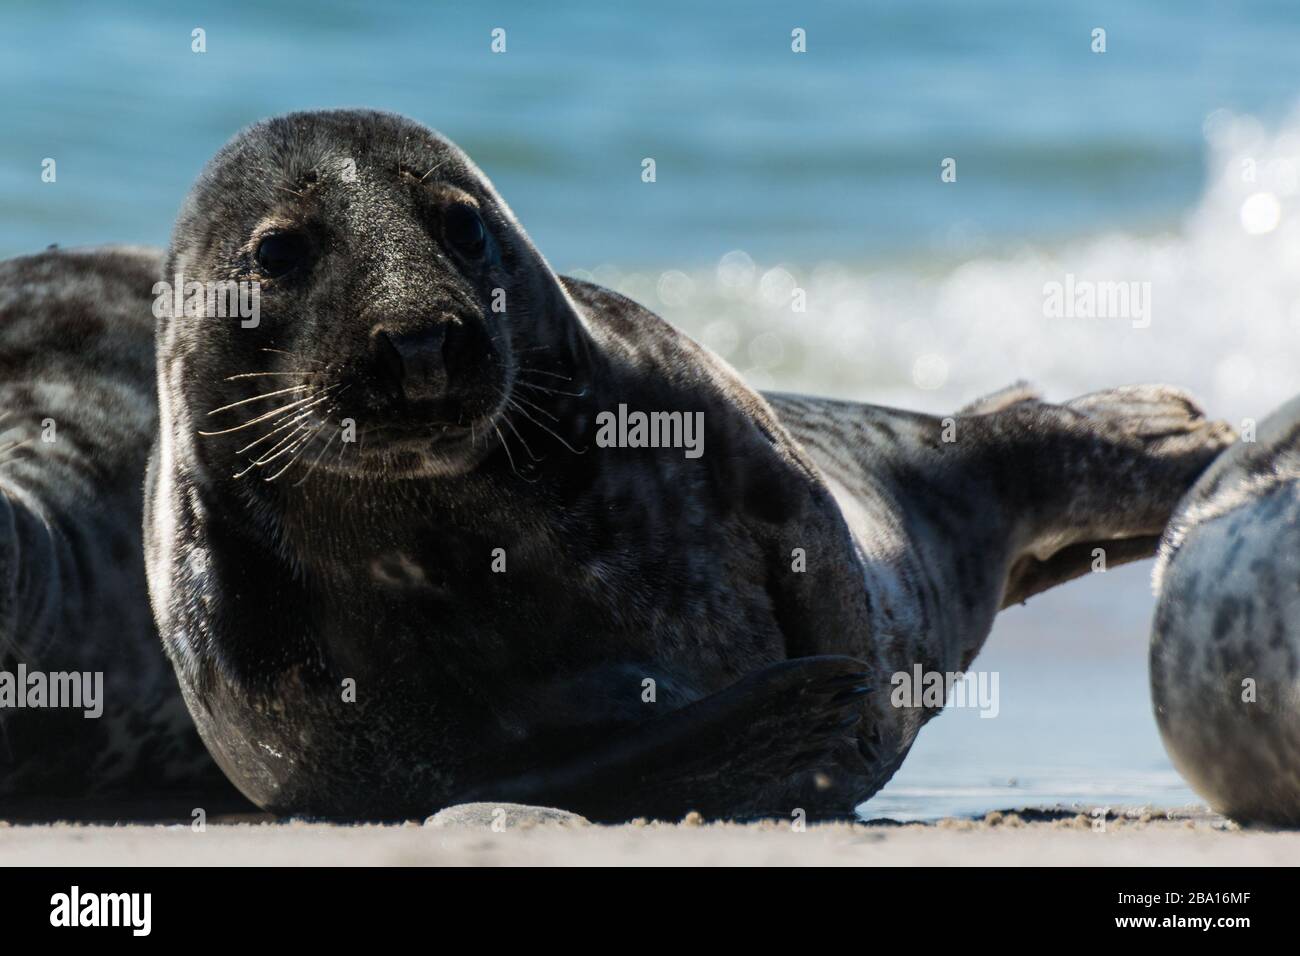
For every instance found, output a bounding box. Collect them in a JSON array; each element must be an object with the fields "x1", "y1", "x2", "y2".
[
  {"x1": 369, "y1": 324, "x2": 449, "y2": 404},
  {"x1": 440, "y1": 318, "x2": 469, "y2": 370},
  {"x1": 370, "y1": 328, "x2": 408, "y2": 398}
]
